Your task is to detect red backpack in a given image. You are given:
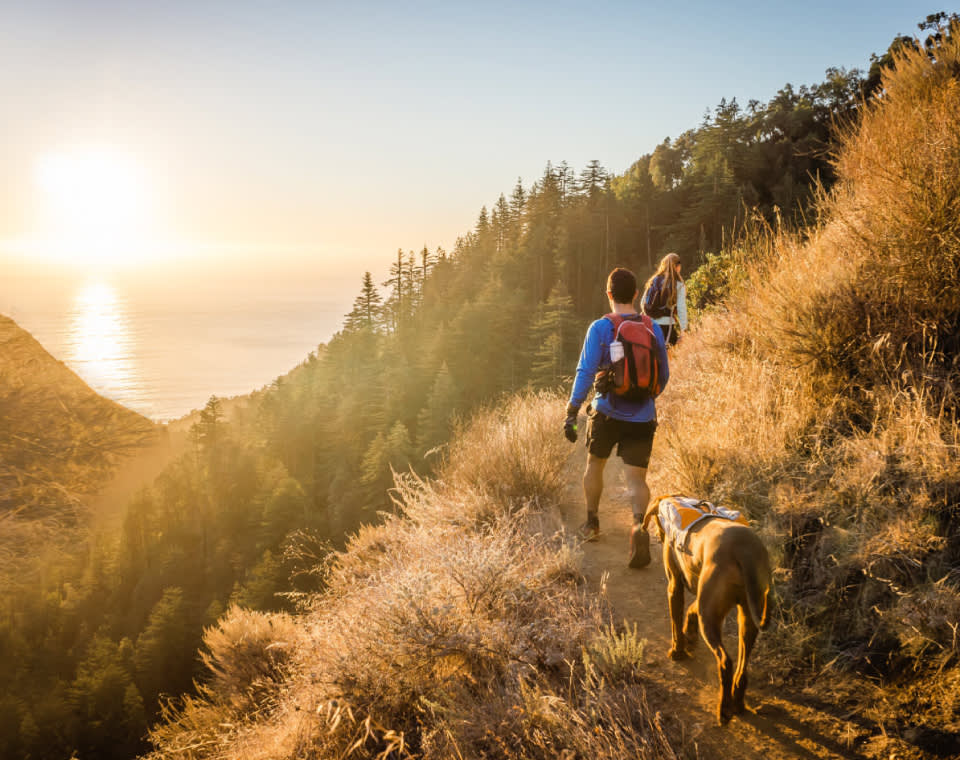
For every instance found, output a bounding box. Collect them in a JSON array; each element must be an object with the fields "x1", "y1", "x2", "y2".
[{"x1": 598, "y1": 313, "x2": 662, "y2": 401}]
